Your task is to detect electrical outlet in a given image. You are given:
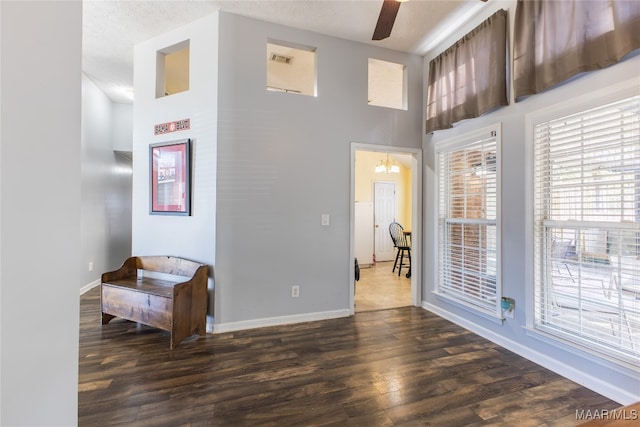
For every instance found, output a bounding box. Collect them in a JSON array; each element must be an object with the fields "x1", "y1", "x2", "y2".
[
  {"x1": 291, "y1": 285, "x2": 300, "y2": 298},
  {"x1": 504, "y1": 307, "x2": 514, "y2": 319},
  {"x1": 501, "y1": 297, "x2": 515, "y2": 319},
  {"x1": 88, "y1": 262, "x2": 94, "y2": 272}
]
